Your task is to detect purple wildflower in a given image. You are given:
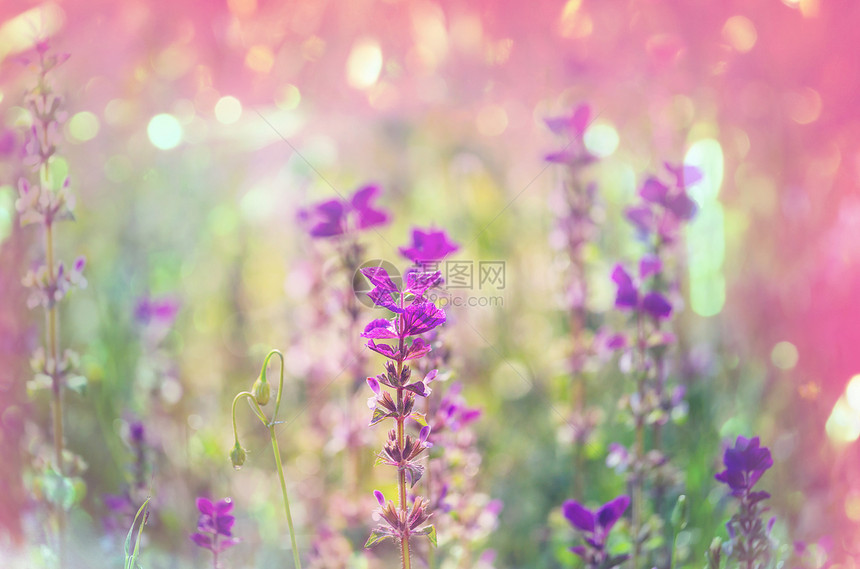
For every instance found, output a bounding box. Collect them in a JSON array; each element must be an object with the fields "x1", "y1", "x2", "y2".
[
  {"x1": 300, "y1": 184, "x2": 389, "y2": 238},
  {"x1": 611, "y1": 264, "x2": 672, "y2": 319},
  {"x1": 361, "y1": 264, "x2": 444, "y2": 558},
  {"x1": 624, "y1": 163, "x2": 701, "y2": 241},
  {"x1": 191, "y1": 497, "x2": 239, "y2": 567},
  {"x1": 135, "y1": 296, "x2": 180, "y2": 327},
  {"x1": 714, "y1": 436, "x2": 773, "y2": 496},
  {"x1": 714, "y1": 436, "x2": 776, "y2": 569},
  {"x1": 563, "y1": 495, "x2": 630, "y2": 568},
  {"x1": 543, "y1": 103, "x2": 597, "y2": 166},
  {"x1": 399, "y1": 227, "x2": 459, "y2": 264}
]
